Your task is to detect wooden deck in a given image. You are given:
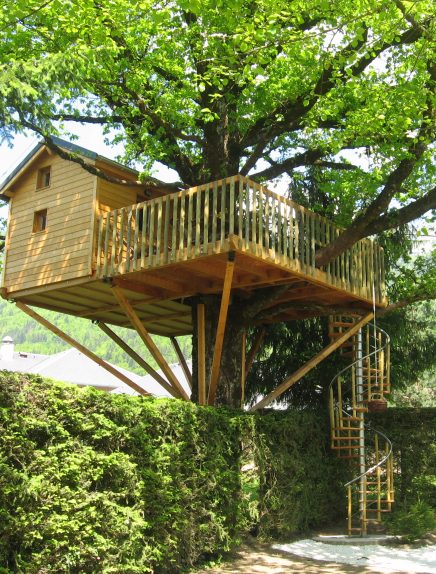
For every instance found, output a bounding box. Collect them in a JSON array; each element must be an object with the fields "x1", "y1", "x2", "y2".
[
  {"x1": 95, "y1": 175, "x2": 386, "y2": 304},
  {"x1": 3, "y1": 176, "x2": 386, "y2": 337}
]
